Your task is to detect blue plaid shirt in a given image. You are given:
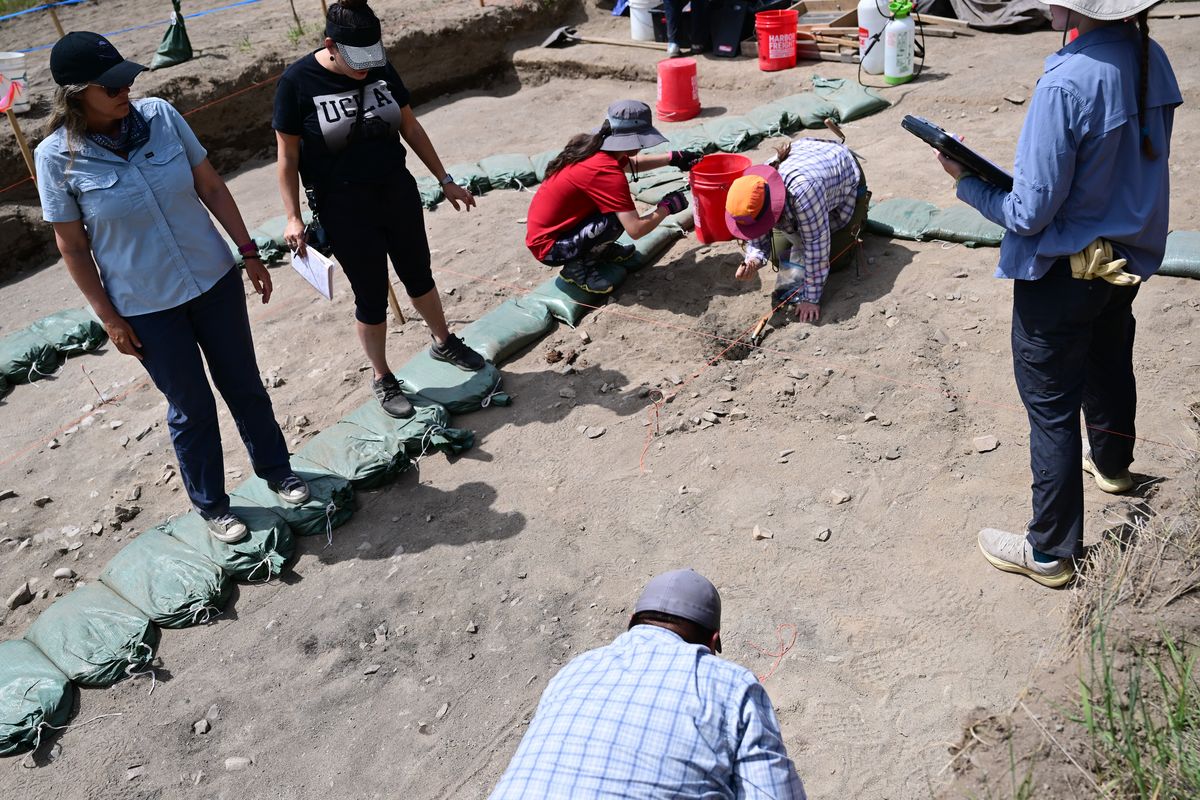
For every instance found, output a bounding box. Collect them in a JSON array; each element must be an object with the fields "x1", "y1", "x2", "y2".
[
  {"x1": 489, "y1": 625, "x2": 806, "y2": 800},
  {"x1": 744, "y1": 139, "x2": 861, "y2": 306}
]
